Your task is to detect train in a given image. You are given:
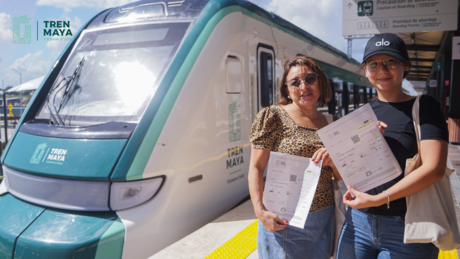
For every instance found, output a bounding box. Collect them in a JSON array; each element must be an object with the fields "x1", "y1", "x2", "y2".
[{"x1": 0, "y1": 0, "x2": 372, "y2": 258}]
